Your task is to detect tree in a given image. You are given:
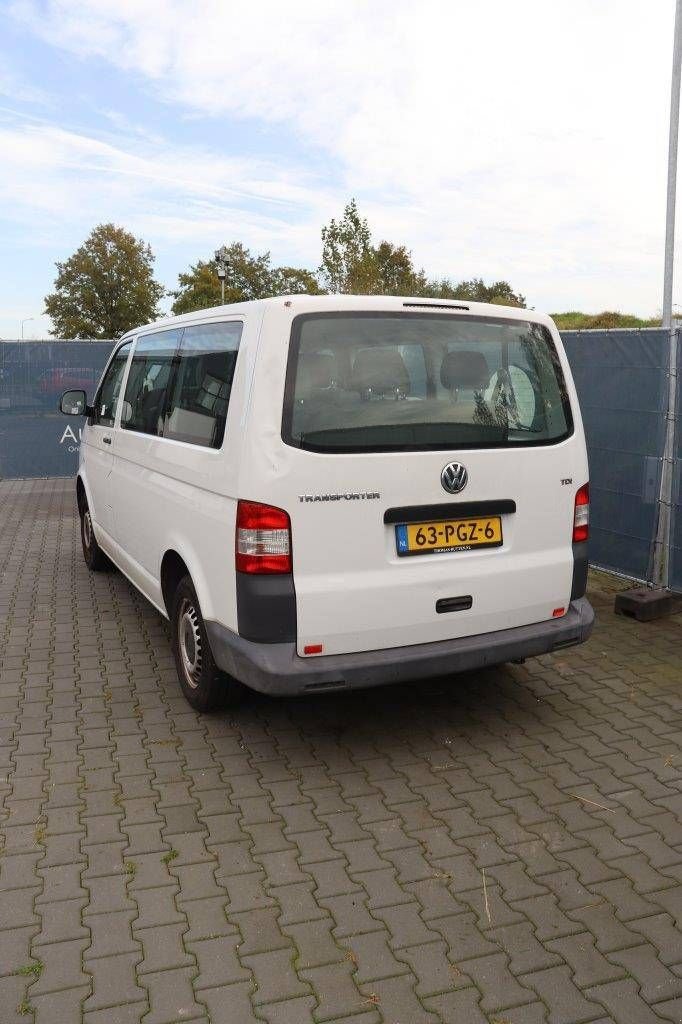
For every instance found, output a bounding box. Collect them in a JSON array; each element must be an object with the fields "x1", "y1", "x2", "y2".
[
  {"x1": 170, "y1": 260, "x2": 224, "y2": 315},
  {"x1": 550, "y1": 310, "x2": 659, "y2": 330},
  {"x1": 320, "y1": 201, "x2": 427, "y2": 295},
  {"x1": 44, "y1": 224, "x2": 164, "y2": 338},
  {"x1": 373, "y1": 241, "x2": 427, "y2": 296},
  {"x1": 171, "y1": 242, "x2": 322, "y2": 315},
  {"x1": 452, "y1": 278, "x2": 526, "y2": 306},
  {"x1": 419, "y1": 276, "x2": 525, "y2": 306},
  {"x1": 319, "y1": 199, "x2": 377, "y2": 294},
  {"x1": 270, "y1": 266, "x2": 324, "y2": 296},
  {"x1": 320, "y1": 199, "x2": 524, "y2": 306}
]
